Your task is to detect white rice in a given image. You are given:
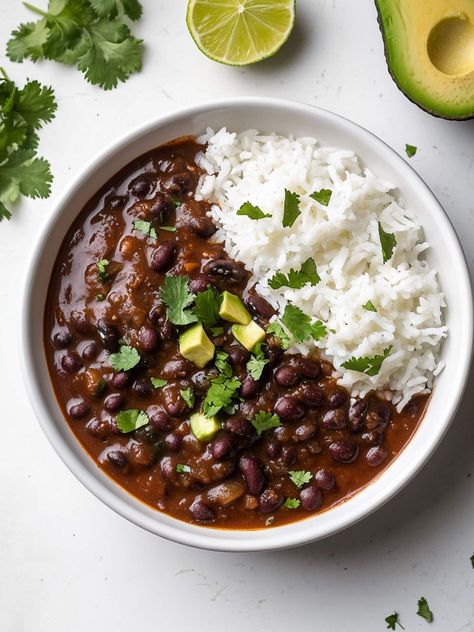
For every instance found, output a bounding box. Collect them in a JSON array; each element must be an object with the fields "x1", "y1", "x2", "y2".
[{"x1": 195, "y1": 128, "x2": 447, "y2": 410}]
